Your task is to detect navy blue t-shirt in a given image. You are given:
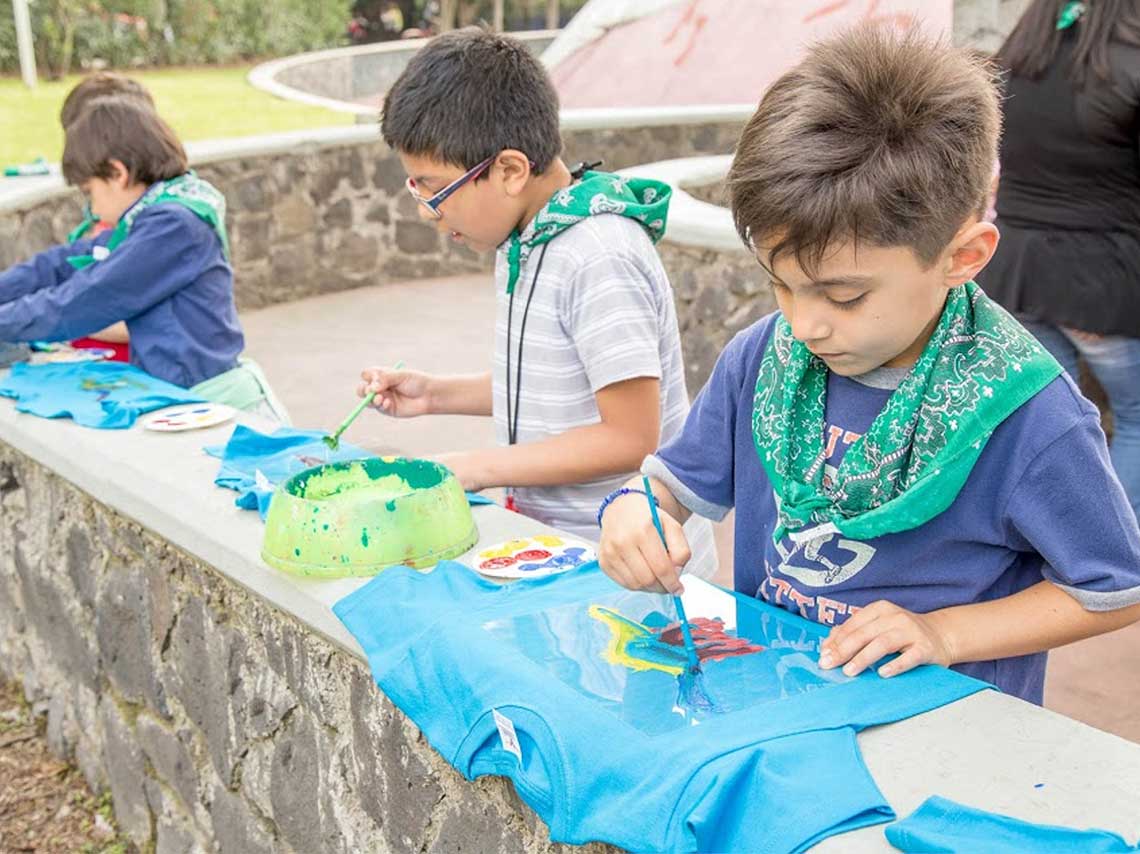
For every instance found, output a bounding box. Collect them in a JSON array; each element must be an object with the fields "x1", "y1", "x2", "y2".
[
  {"x1": 0, "y1": 198, "x2": 243, "y2": 388},
  {"x1": 646, "y1": 314, "x2": 1140, "y2": 703}
]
